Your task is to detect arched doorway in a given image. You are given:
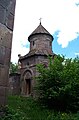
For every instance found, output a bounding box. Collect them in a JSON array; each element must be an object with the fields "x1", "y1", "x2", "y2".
[
  {"x1": 25, "y1": 79, "x2": 31, "y2": 95},
  {"x1": 21, "y1": 70, "x2": 32, "y2": 96}
]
